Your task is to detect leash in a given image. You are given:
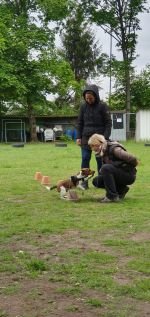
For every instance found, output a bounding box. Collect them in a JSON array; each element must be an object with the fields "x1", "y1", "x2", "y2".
[{"x1": 83, "y1": 173, "x2": 95, "y2": 182}]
